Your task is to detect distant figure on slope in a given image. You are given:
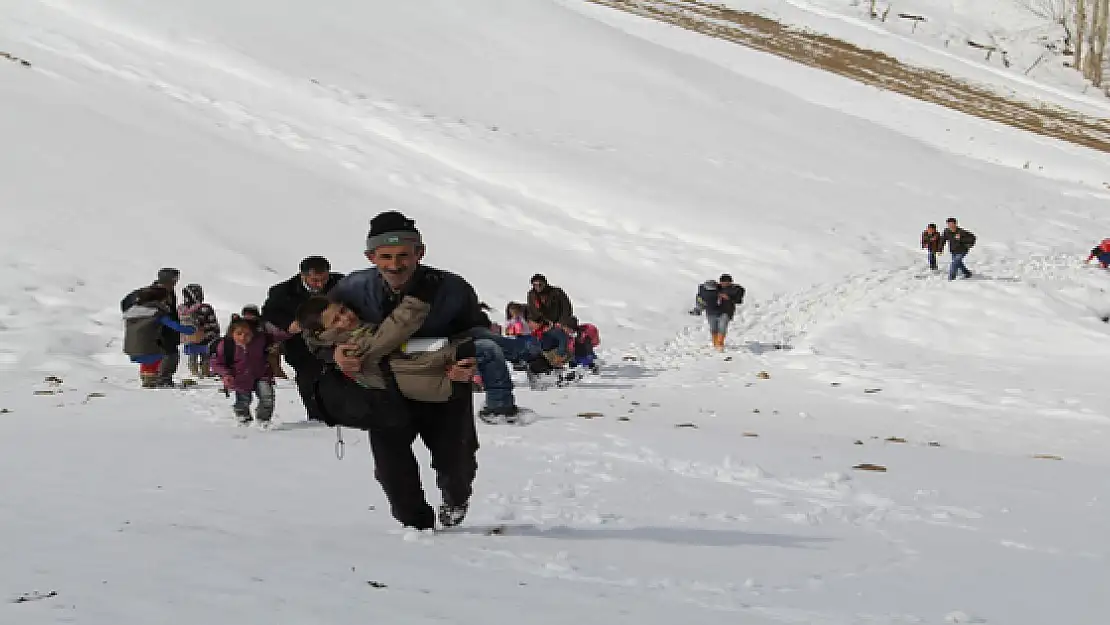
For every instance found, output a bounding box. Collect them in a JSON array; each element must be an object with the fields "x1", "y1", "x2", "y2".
[
  {"x1": 526, "y1": 274, "x2": 574, "y2": 328},
  {"x1": 698, "y1": 274, "x2": 745, "y2": 351},
  {"x1": 122, "y1": 285, "x2": 196, "y2": 388},
  {"x1": 921, "y1": 223, "x2": 945, "y2": 272},
  {"x1": 178, "y1": 284, "x2": 221, "y2": 378},
  {"x1": 690, "y1": 279, "x2": 719, "y2": 315},
  {"x1": 121, "y1": 268, "x2": 183, "y2": 386},
  {"x1": 1085, "y1": 238, "x2": 1110, "y2": 269},
  {"x1": 210, "y1": 318, "x2": 290, "y2": 427},
  {"x1": 940, "y1": 217, "x2": 976, "y2": 281}
]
